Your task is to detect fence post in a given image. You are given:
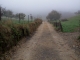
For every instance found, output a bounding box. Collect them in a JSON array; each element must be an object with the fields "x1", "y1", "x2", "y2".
[
  {"x1": 56, "y1": 21, "x2": 57, "y2": 27},
  {"x1": 79, "y1": 20, "x2": 80, "y2": 35},
  {"x1": 60, "y1": 21, "x2": 63, "y2": 32}
]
